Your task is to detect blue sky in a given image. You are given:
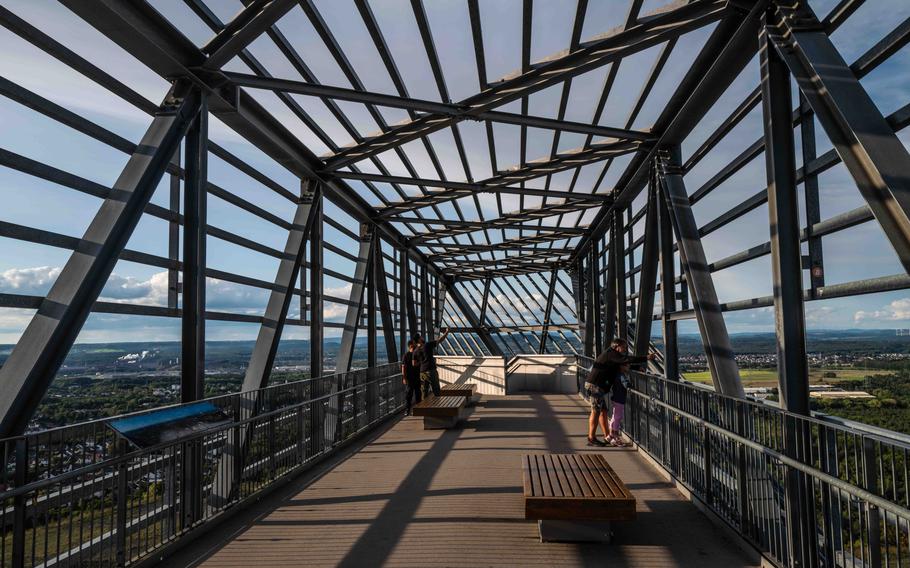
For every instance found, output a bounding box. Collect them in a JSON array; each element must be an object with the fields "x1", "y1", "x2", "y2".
[{"x1": 1, "y1": 0, "x2": 910, "y2": 344}]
